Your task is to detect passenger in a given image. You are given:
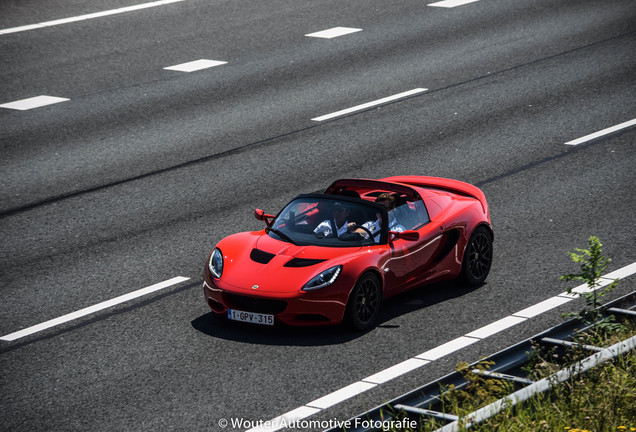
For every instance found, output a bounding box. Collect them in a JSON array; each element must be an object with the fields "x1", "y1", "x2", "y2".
[
  {"x1": 349, "y1": 193, "x2": 405, "y2": 242},
  {"x1": 314, "y1": 202, "x2": 352, "y2": 238}
]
